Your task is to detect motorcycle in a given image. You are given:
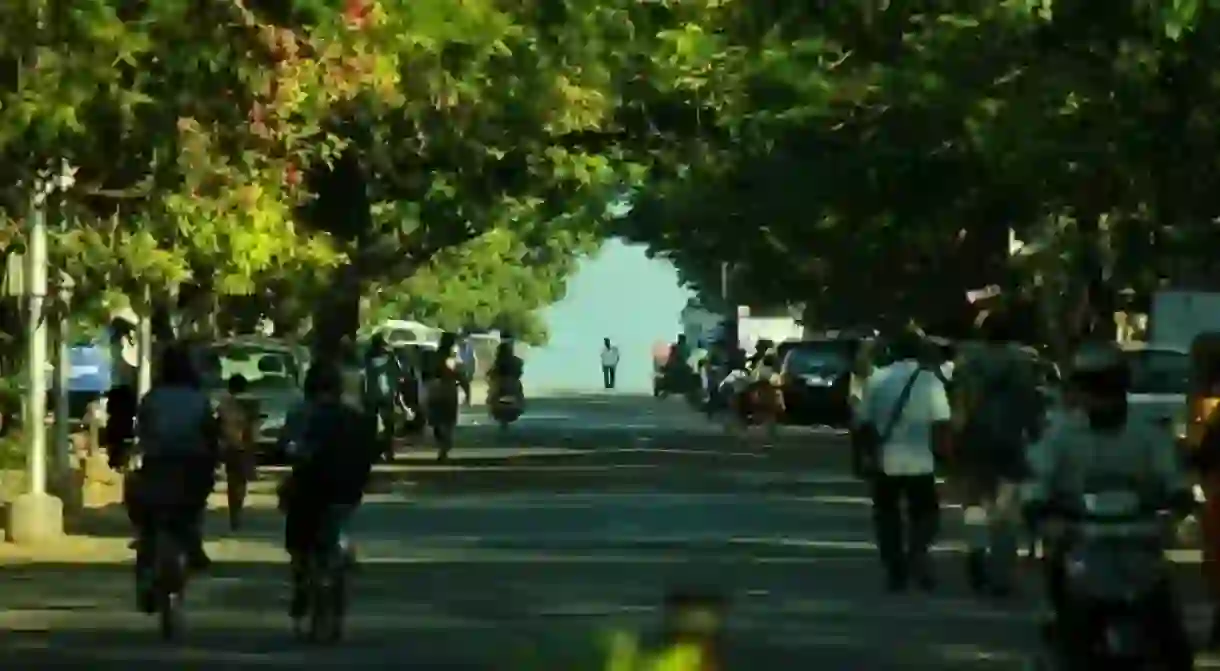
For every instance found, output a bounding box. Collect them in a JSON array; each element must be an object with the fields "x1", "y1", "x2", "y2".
[
  {"x1": 1031, "y1": 490, "x2": 1192, "y2": 669},
  {"x1": 489, "y1": 376, "x2": 525, "y2": 429},
  {"x1": 653, "y1": 361, "x2": 699, "y2": 399}
]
